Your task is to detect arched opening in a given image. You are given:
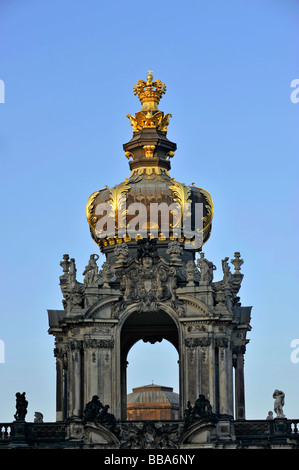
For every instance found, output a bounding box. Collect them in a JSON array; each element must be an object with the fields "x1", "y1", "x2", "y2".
[
  {"x1": 126, "y1": 340, "x2": 179, "y2": 420},
  {"x1": 120, "y1": 308, "x2": 180, "y2": 420}
]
